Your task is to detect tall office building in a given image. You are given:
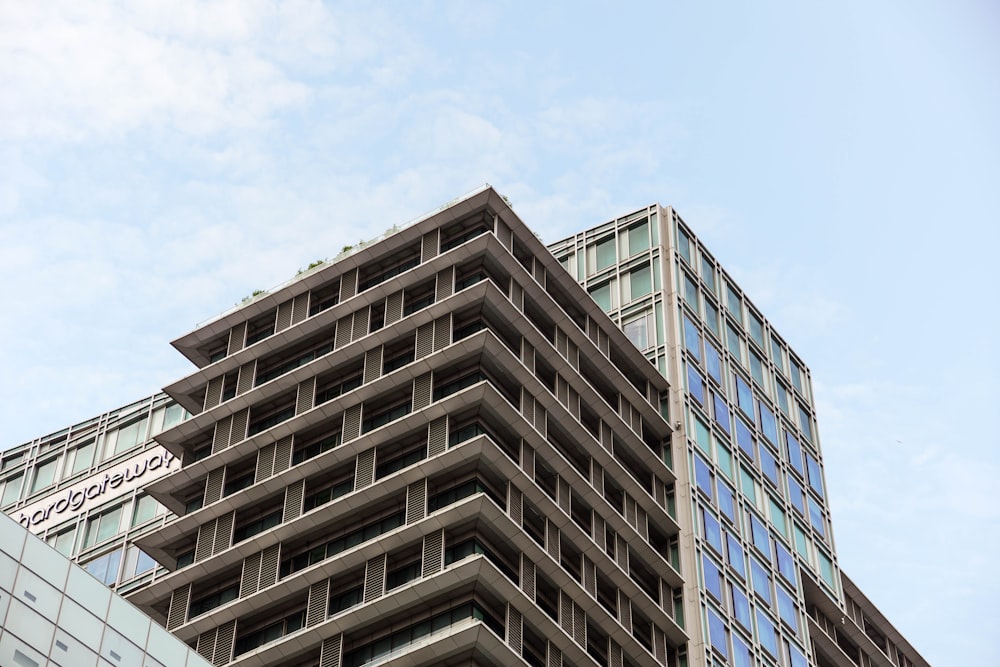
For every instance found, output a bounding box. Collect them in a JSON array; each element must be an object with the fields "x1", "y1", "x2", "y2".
[
  {"x1": 548, "y1": 207, "x2": 929, "y2": 667},
  {"x1": 1, "y1": 186, "x2": 928, "y2": 667}
]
